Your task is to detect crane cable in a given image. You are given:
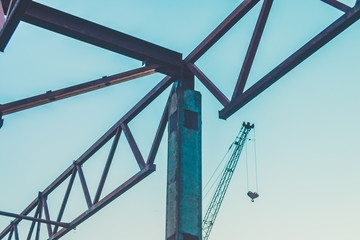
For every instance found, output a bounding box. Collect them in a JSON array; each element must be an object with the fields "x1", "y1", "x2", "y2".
[
  {"x1": 202, "y1": 143, "x2": 233, "y2": 200},
  {"x1": 253, "y1": 128, "x2": 259, "y2": 193},
  {"x1": 203, "y1": 126, "x2": 259, "y2": 202},
  {"x1": 245, "y1": 140, "x2": 249, "y2": 192},
  {"x1": 246, "y1": 128, "x2": 259, "y2": 201}
]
